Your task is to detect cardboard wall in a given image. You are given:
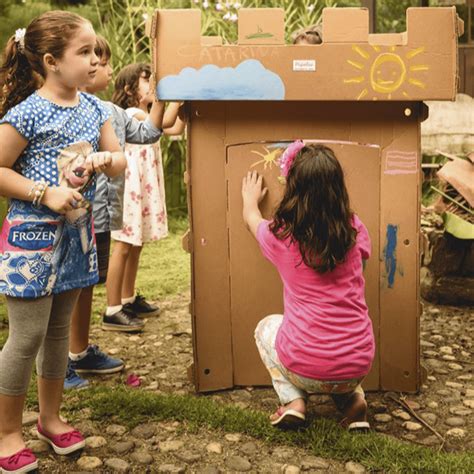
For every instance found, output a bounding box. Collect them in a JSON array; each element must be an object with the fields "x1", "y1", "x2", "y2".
[
  {"x1": 187, "y1": 101, "x2": 422, "y2": 392},
  {"x1": 151, "y1": 7, "x2": 461, "y2": 102},
  {"x1": 146, "y1": 6, "x2": 455, "y2": 393}
]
